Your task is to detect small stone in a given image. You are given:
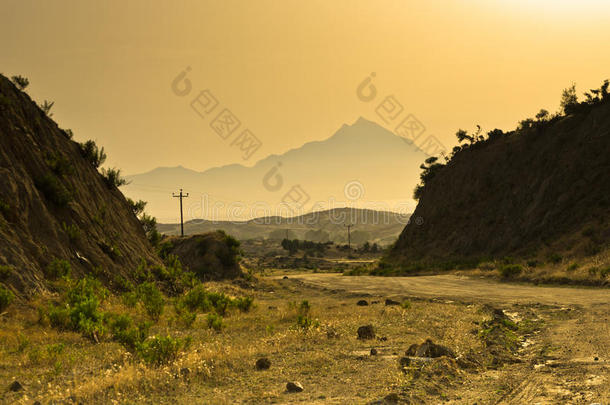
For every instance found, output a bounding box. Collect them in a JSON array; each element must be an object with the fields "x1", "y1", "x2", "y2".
[
  {"x1": 370, "y1": 348, "x2": 378, "y2": 355},
  {"x1": 286, "y1": 381, "x2": 304, "y2": 393},
  {"x1": 594, "y1": 357, "x2": 599, "y2": 361},
  {"x1": 282, "y1": 276, "x2": 289, "y2": 279},
  {"x1": 357, "y1": 299, "x2": 369, "y2": 306},
  {"x1": 255, "y1": 357, "x2": 271, "y2": 370},
  {"x1": 357, "y1": 324, "x2": 376, "y2": 340},
  {"x1": 385, "y1": 299, "x2": 400, "y2": 306},
  {"x1": 9, "y1": 380, "x2": 23, "y2": 392}
]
